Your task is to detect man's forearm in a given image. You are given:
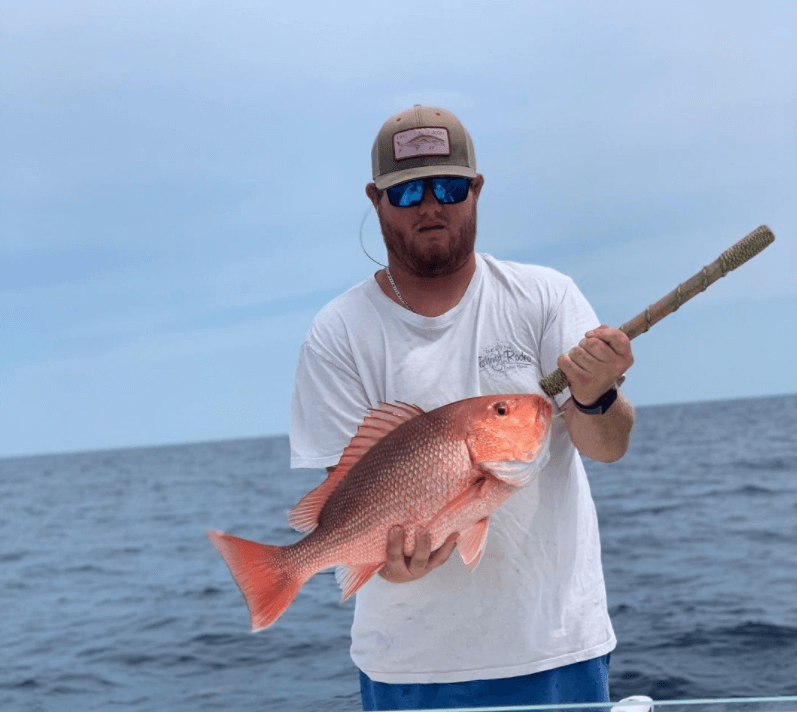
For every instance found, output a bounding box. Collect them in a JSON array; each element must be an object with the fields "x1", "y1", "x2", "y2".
[{"x1": 562, "y1": 392, "x2": 635, "y2": 462}]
